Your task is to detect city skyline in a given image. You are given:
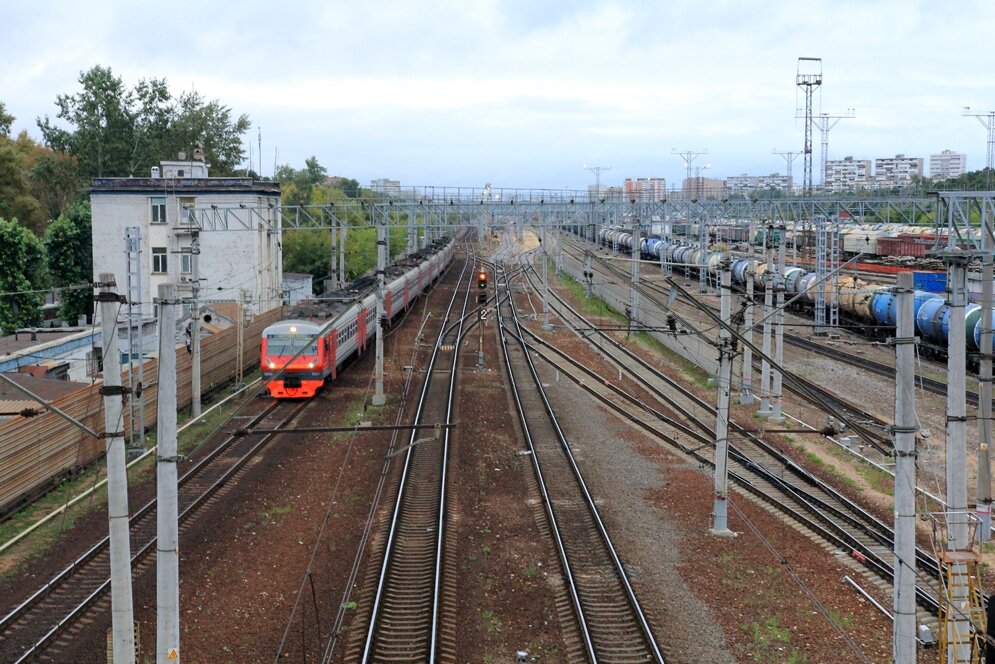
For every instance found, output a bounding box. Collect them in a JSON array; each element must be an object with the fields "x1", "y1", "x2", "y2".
[{"x1": 2, "y1": 0, "x2": 994, "y2": 190}]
